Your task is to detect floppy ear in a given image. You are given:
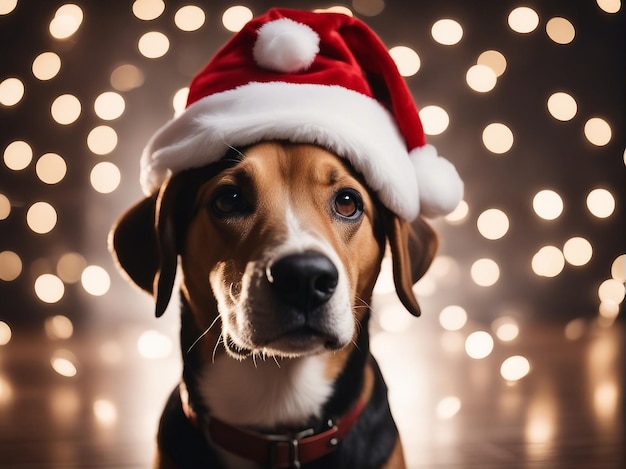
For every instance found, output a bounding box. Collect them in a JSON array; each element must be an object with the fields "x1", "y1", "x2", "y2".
[
  {"x1": 383, "y1": 210, "x2": 438, "y2": 317},
  {"x1": 109, "y1": 174, "x2": 195, "y2": 317}
]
